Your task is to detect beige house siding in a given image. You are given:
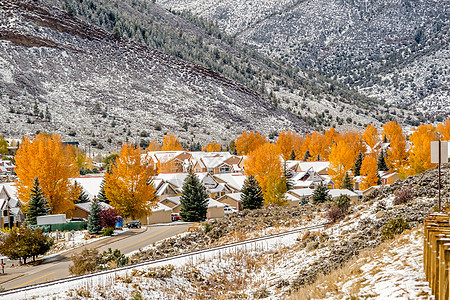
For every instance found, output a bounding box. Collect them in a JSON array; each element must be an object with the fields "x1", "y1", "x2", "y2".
[
  {"x1": 207, "y1": 206, "x2": 224, "y2": 219},
  {"x1": 140, "y1": 210, "x2": 172, "y2": 225},
  {"x1": 217, "y1": 195, "x2": 241, "y2": 210}
]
